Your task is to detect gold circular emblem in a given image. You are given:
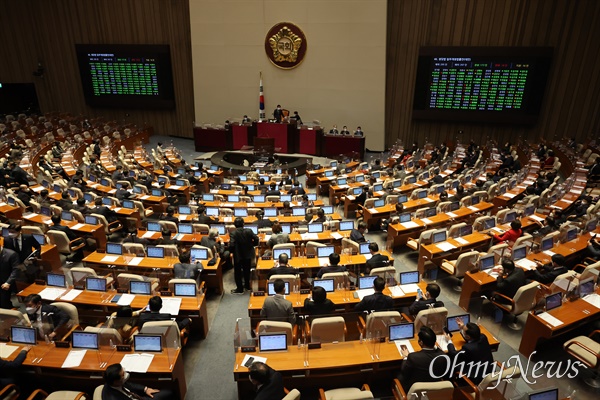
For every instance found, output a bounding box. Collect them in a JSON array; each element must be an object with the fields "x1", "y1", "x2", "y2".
[{"x1": 265, "y1": 22, "x2": 307, "y2": 69}]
